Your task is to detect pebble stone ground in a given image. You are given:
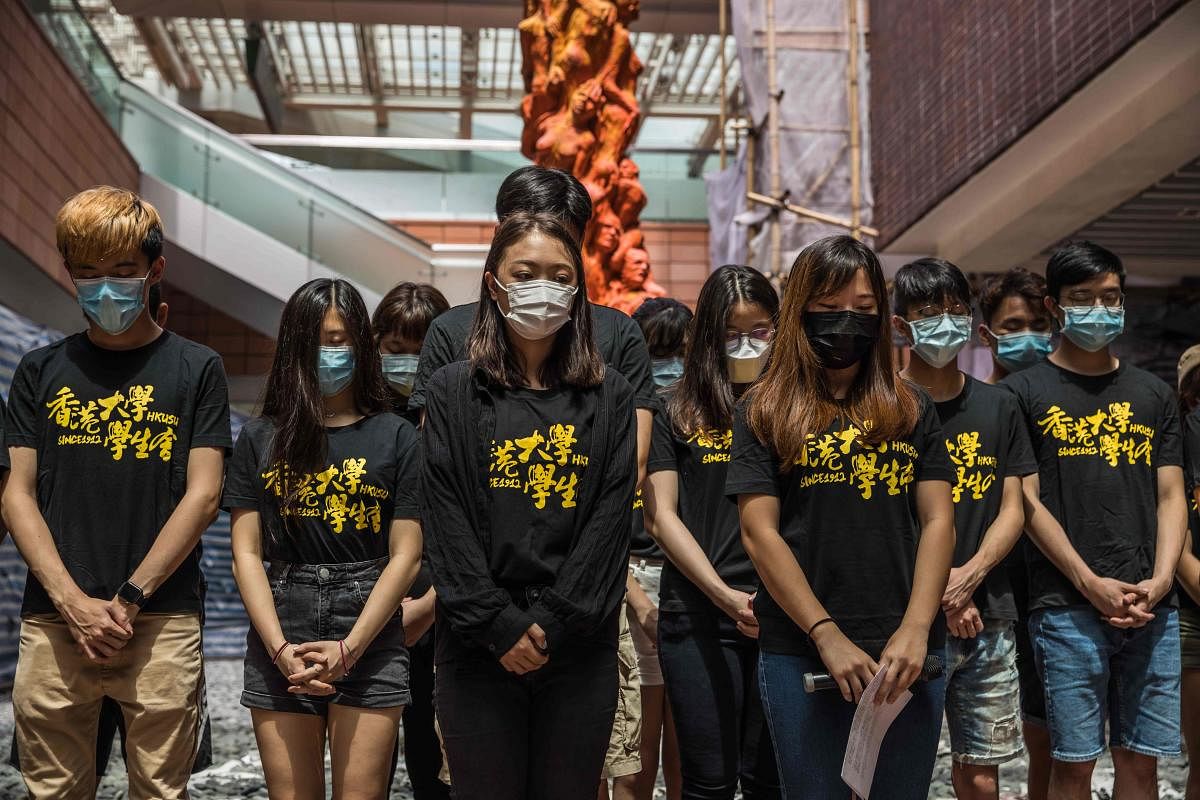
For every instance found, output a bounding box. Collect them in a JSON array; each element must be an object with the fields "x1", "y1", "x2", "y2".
[{"x1": 0, "y1": 658, "x2": 1189, "y2": 798}]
